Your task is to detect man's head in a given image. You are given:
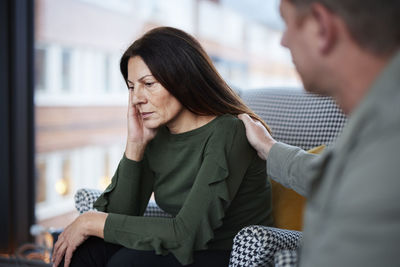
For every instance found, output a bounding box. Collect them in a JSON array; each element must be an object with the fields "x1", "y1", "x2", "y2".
[
  {"x1": 279, "y1": 0, "x2": 400, "y2": 107},
  {"x1": 286, "y1": 0, "x2": 400, "y2": 55}
]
